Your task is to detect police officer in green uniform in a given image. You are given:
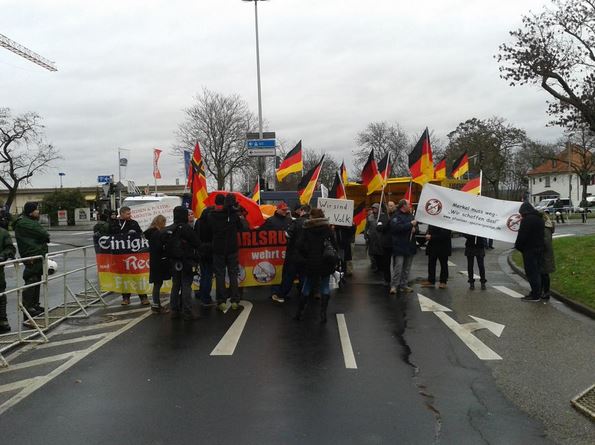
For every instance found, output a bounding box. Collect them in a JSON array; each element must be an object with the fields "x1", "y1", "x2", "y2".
[
  {"x1": 14, "y1": 202, "x2": 50, "y2": 317},
  {"x1": 0, "y1": 208, "x2": 16, "y2": 333}
]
